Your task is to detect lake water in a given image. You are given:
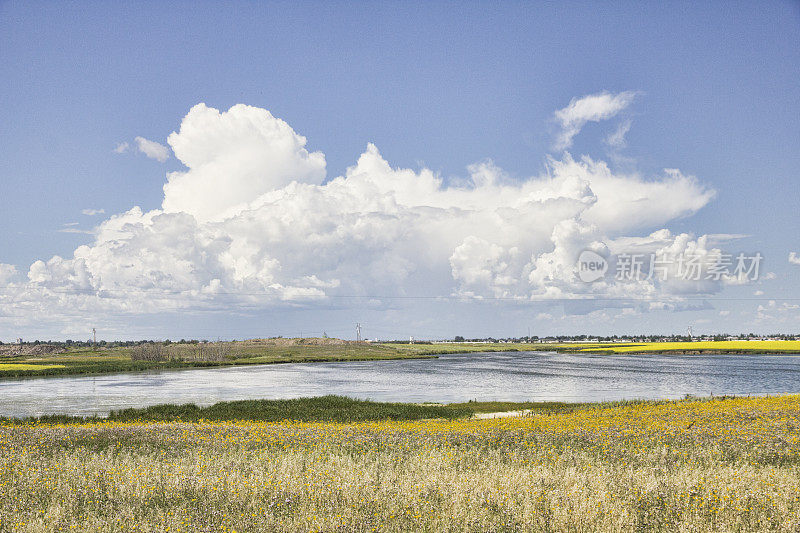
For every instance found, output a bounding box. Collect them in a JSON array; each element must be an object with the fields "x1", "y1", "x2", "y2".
[{"x1": 1, "y1": 351, "x2": 800, "y2": 418}]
